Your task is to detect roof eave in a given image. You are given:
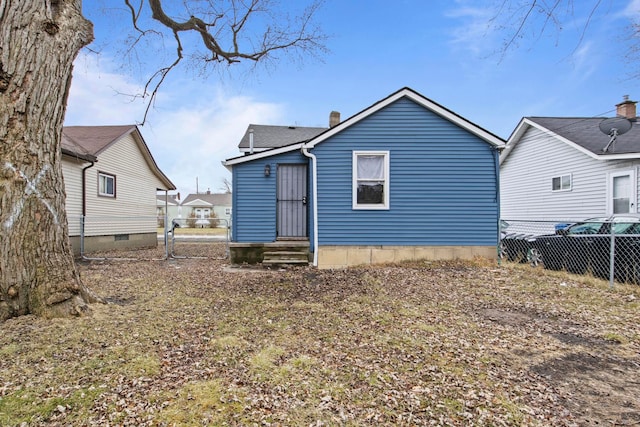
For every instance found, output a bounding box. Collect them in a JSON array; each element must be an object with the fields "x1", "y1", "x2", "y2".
[
  {"x1": 303, "y1": 87, "x2": 506, "y2": 150},
  {"x1": 61, "y1": 148, "x2": 97, "y2": 163},
  {"x1": 224, "y1": 142, "x2": 305, "y2": 166}
]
